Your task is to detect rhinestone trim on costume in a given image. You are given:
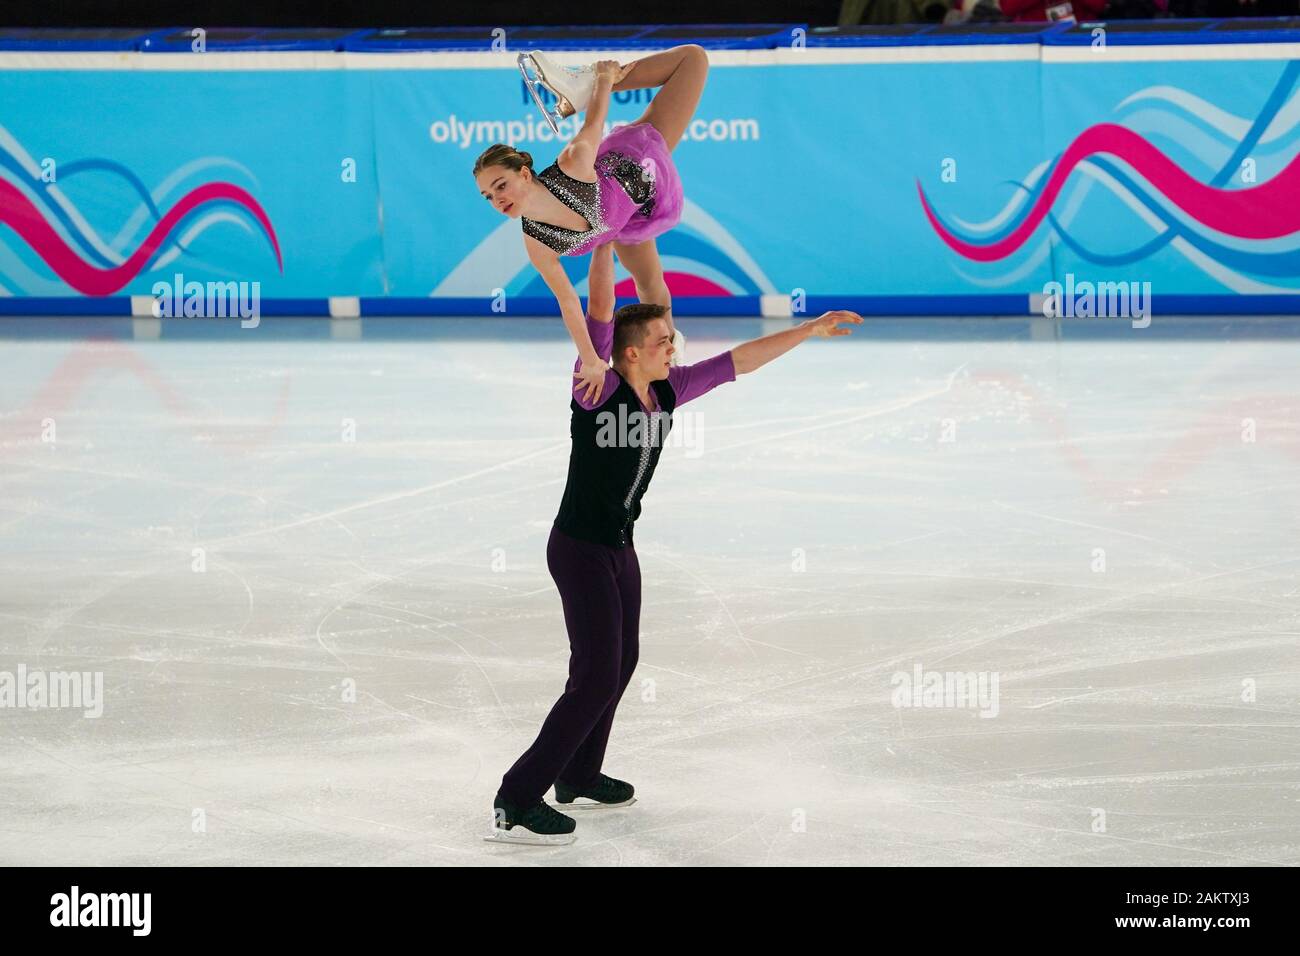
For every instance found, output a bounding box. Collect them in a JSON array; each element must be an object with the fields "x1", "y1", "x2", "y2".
[
  {"x1": 596, "y1": 150, "x2": 657, "y2": 219},
  {"x1": 621, "y1": 410, "x2": 667, "y2": 511},
  {"x1": 520, "y1": 163, "x2": 609, "y2": 255}
]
